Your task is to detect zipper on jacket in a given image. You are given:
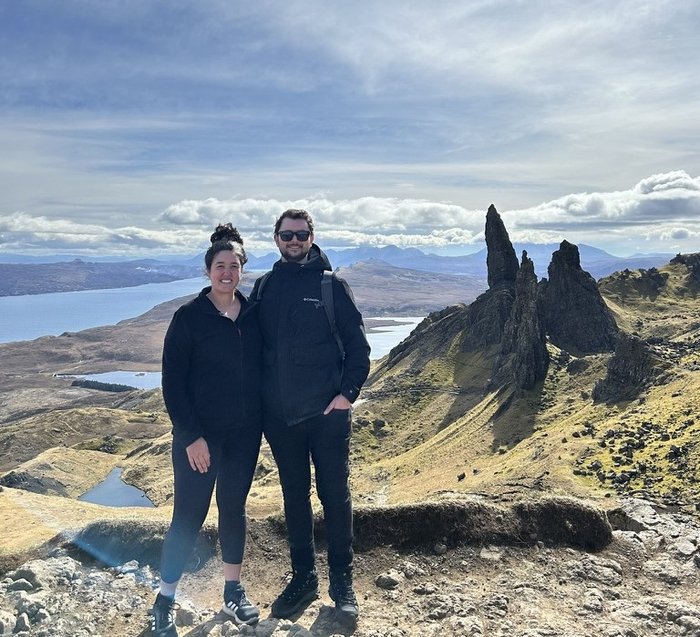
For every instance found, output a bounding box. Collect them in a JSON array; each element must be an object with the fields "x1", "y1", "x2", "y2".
[{"x1": 237, "y1": 325, "x2": 246, "y2": 423}]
